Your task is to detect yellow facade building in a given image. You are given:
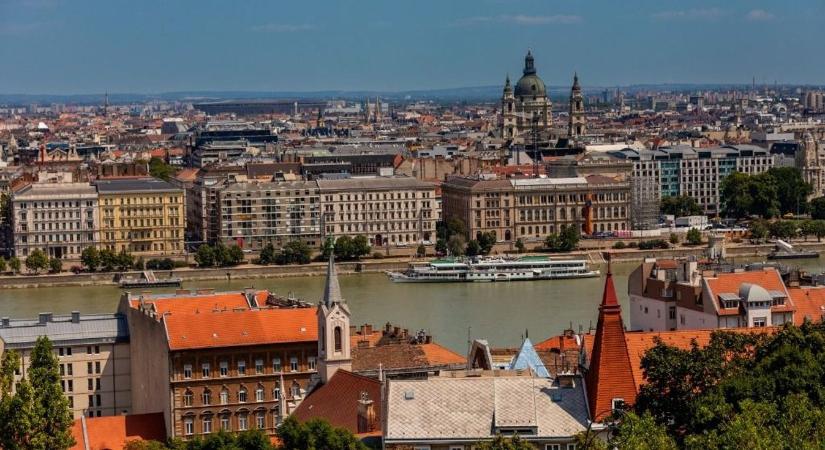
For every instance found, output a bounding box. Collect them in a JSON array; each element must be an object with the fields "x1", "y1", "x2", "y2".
[{"x1": 96, "y1": 178, "x2": 185, "y2": 256}]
